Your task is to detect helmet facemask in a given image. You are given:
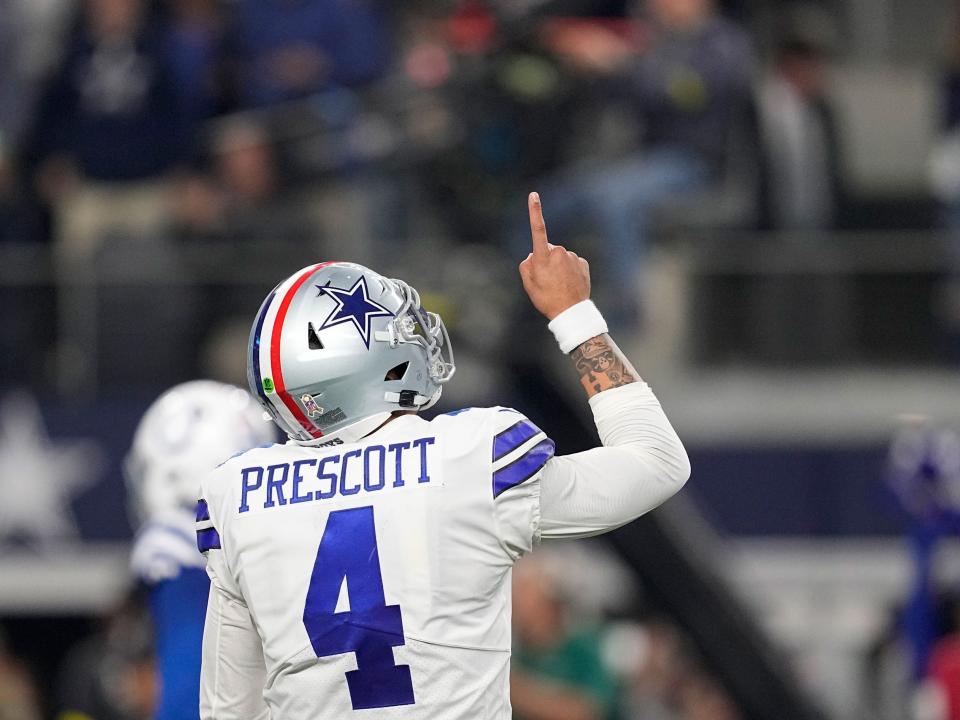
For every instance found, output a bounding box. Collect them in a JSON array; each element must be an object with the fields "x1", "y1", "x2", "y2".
[{"x1": 376, "y1": 278, "x2": 456, "y2": 396}]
